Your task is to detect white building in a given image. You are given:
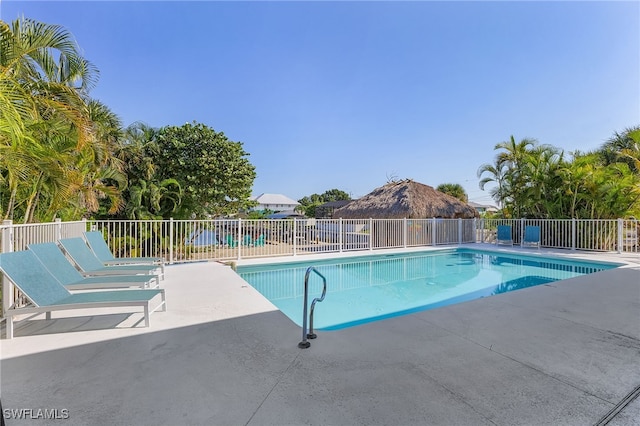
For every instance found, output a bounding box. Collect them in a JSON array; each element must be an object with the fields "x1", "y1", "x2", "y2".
[
  {"x1": 468, "y1": 201, "x2": 499, "y2": 215},
  {"x1": 251, "y1": 193, "x2": 300, "y2": 212}
]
